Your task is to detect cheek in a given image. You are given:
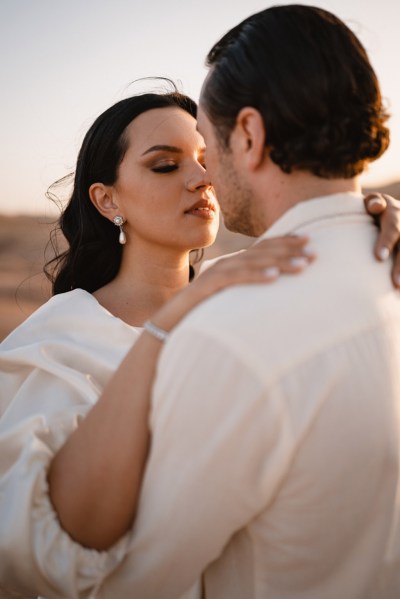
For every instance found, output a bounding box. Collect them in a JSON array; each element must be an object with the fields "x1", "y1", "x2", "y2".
[
  {"x1": 207, "y1": 151, "x2": 223, "y2": 184},
  {"x1": 209, "y1": 171, "x2": 225, "y2": 202},
  {"x1": 147, "y1": 187, "x2": 183, "y2": 221},
  {"x1": 127, "y1": 178, "x2": 180, "y2": 215},
  {"x1": 127, "y1": 187, "x2": 182, "y2": 236}
]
